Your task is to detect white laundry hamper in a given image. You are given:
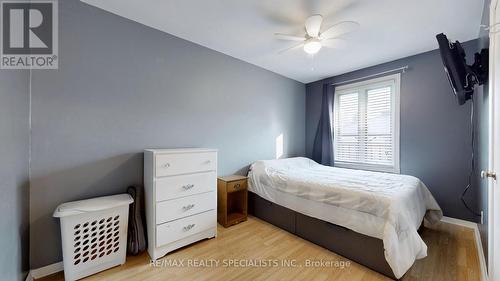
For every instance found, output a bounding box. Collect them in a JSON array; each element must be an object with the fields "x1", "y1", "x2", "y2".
[{"x1": 53, "y1": 194, "x2": 134, "y2": 281}]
